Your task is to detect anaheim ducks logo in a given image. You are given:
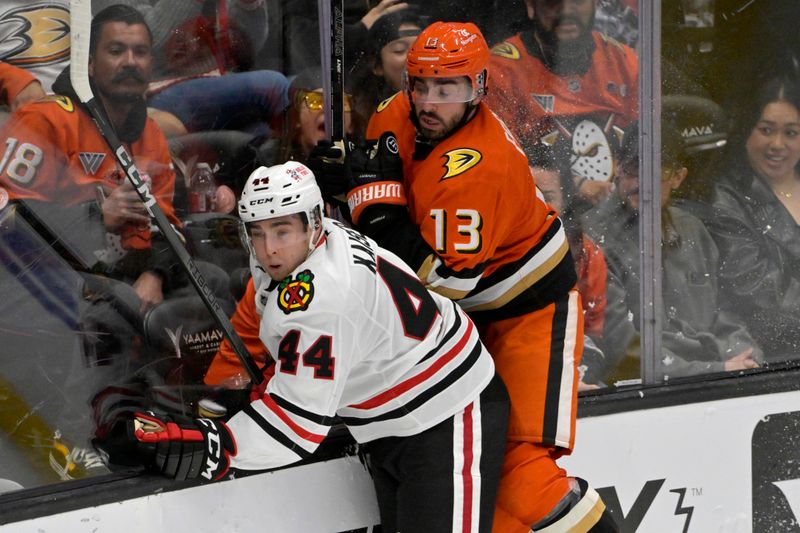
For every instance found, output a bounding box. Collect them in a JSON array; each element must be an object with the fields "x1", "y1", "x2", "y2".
[
  {"x1": 441, "y1": 149, "x2": 482, "y2": 180},
  {"x1": 277, "y1": 270, "x2": 315, "y2": 314},
  {"x1": 491, "y1": 42, "x2": 520, "y2": 60},
  {"x1": 45, "y1": 94, "x2": 73, "y2": 112},
  {"x1": 0, "y1": 4, "x2": 71, "y2": 67},
  {"x1": 376, "y1": 93, "x2": 399, "y2": 113}
]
